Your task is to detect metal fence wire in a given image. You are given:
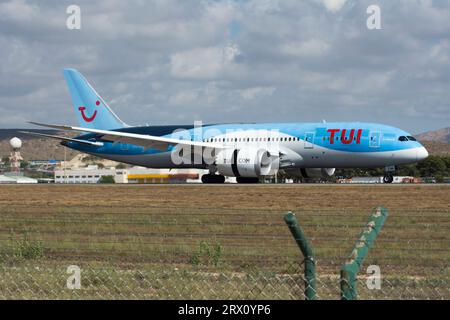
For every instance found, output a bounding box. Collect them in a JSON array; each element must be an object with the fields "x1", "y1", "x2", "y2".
[{"x1": 0, "y1": 207, "x2": 448, "y2": 300}]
